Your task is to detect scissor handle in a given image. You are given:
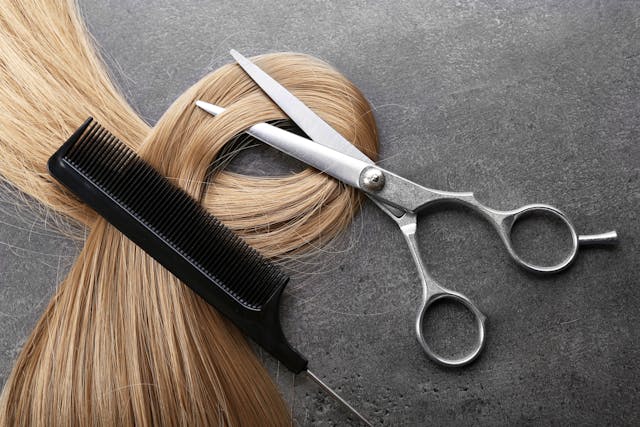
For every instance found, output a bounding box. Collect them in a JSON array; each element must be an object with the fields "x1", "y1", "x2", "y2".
[
  {"x1": 423, "y1": 193, "x2": 618, "y2": 273},
  {"x1": 379, "y1": 205, "x2": 489, "y2": 367},
  {"x1": 497, "y1": 204, "x2": 579, "y2": 273},
  {"x1": 416, "y1": 285, "x2": 487, "y2": 367},
  {"x1": 380, "y1": 179, "x2": 617, "y2": 274}
]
